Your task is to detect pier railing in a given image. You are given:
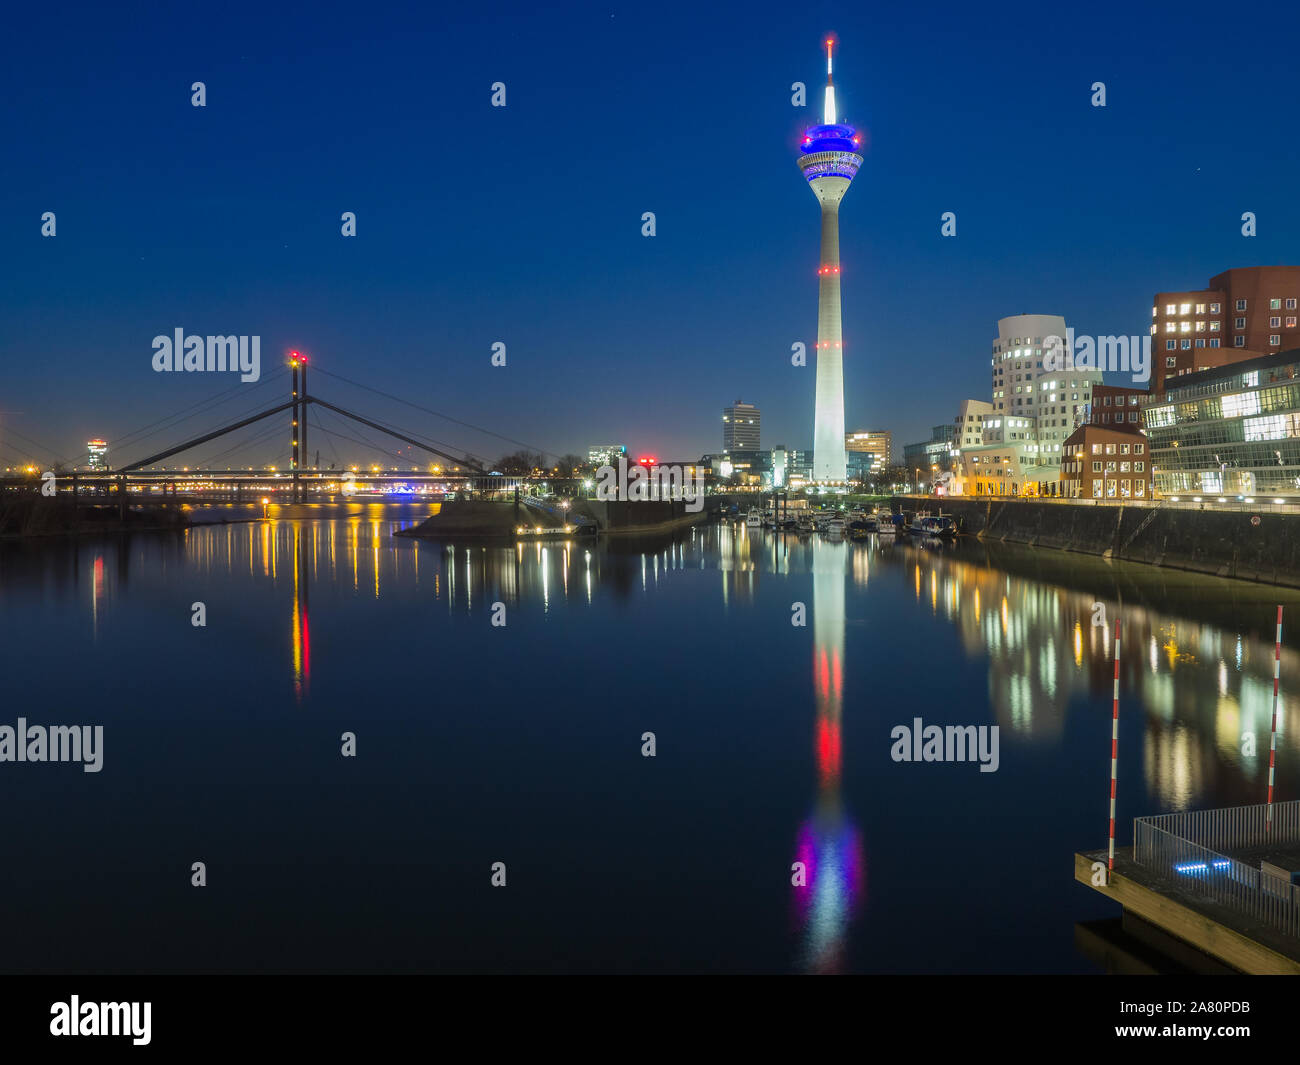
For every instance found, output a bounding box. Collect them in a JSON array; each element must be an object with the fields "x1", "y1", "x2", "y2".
[{"x1": 1133, "y1": 801, "x2": 1300, "y2": 939}]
